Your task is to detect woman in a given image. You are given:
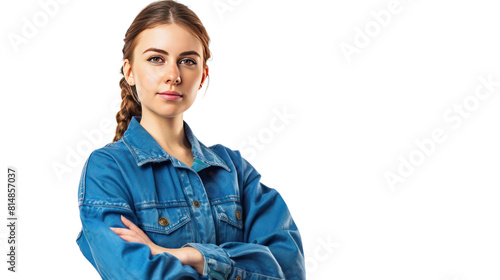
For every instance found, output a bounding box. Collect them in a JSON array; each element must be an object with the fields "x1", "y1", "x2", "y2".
[{"x1": 76, "y1": 1, "x2": 305, "y2": 279}]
